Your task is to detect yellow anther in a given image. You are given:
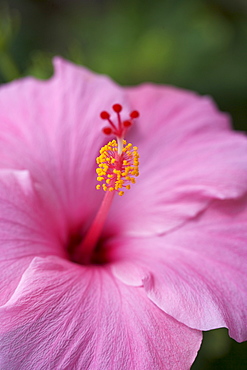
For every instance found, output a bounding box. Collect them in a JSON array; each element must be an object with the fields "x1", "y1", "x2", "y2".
[
  {"x1": 96, "y1": 184, "x2": 101, "y2": 190},
  {"x1": 96, "y1": 139, "x2": 139, "y2": 196}
]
